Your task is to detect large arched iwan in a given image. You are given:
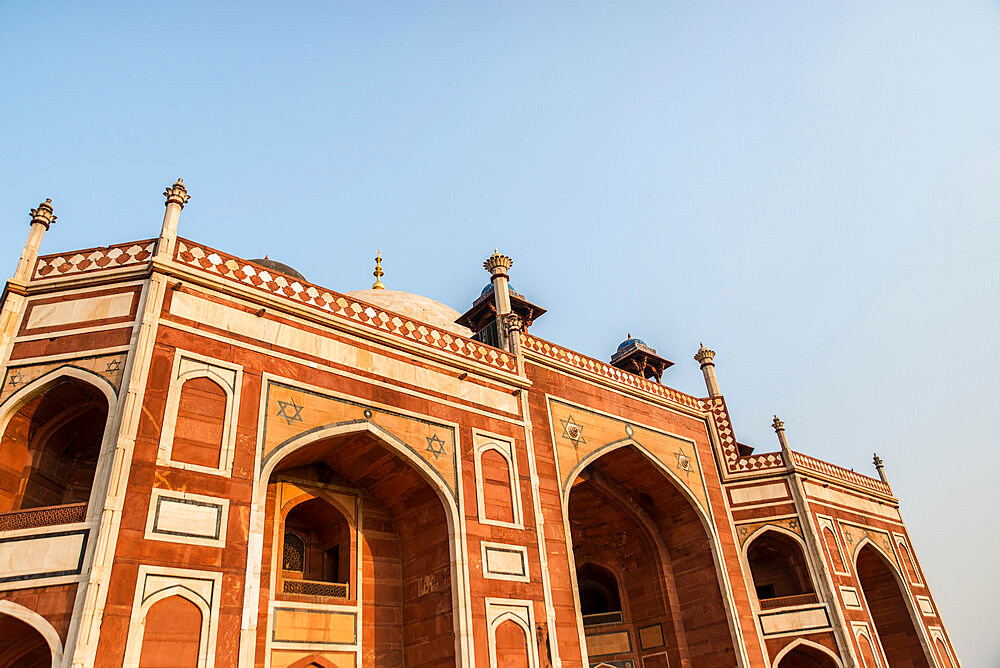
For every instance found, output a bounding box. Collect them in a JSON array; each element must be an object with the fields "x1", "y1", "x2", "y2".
[
  {"x1": 567, "y1": 445, "x2": 737, "y2": 667},
  {"x1": 856, "y1": 543, "x2": 930, "y2": 668},
  {"x1": 258, "y1": 427, "x2": 458, "y2": 667},
  {"x1": 0, "y1": 375, "x2": 109, "y2": 514}
]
